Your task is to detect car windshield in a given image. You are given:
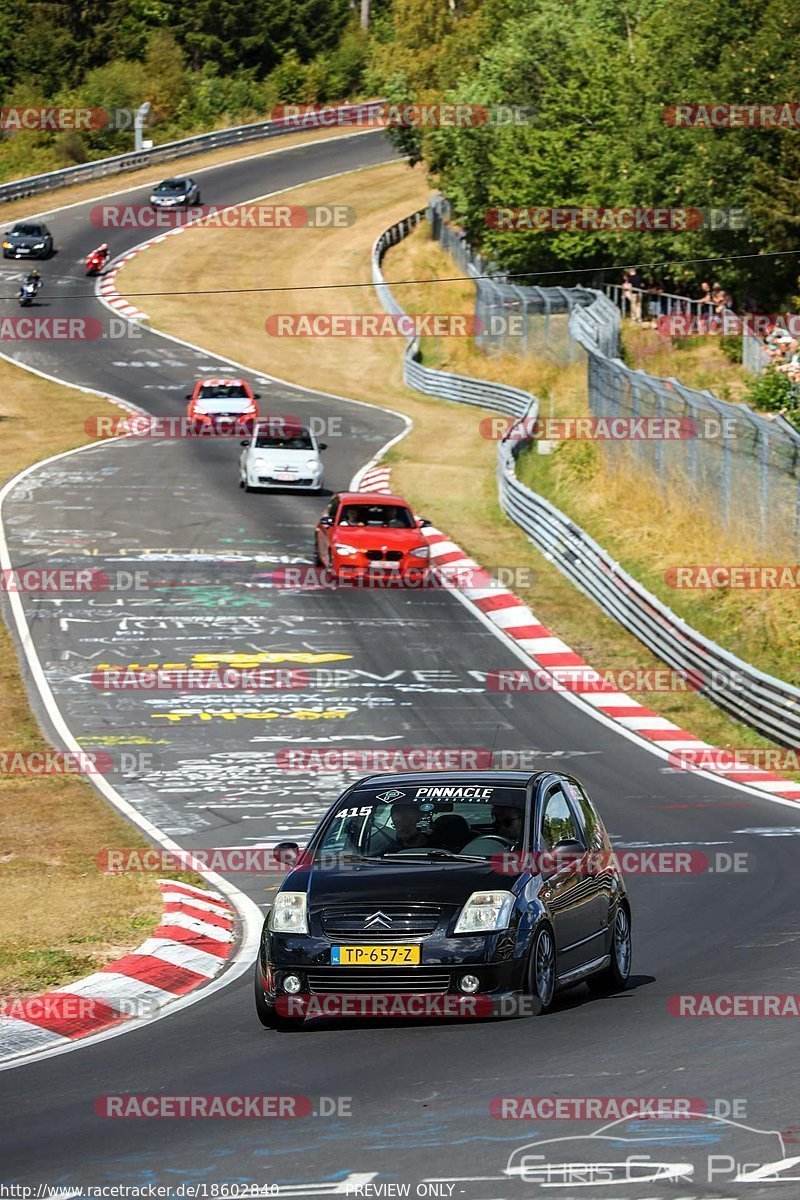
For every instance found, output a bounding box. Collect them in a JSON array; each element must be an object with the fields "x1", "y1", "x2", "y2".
[
  {"x1": 157, "y1": 180, "x2": 187, "y2": 193},
  {"x1": 193, "y1": 397, "x2": 252, "y2": 414},
  {"x1": 198, "y1": 384, "x2": 249, "y2": 399},
  {"x1": 314, "y1": 784, "x2": 528, "y2": 860},
  {"x1": 338, "y1": 504, "x2": 415, "y2": 528},
  {"x1": 255, "y1": 431, "x2": 313, "y2": 450},
  {"x1": 13, "y1": 224, "x2": 42, "y2": 236}
]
